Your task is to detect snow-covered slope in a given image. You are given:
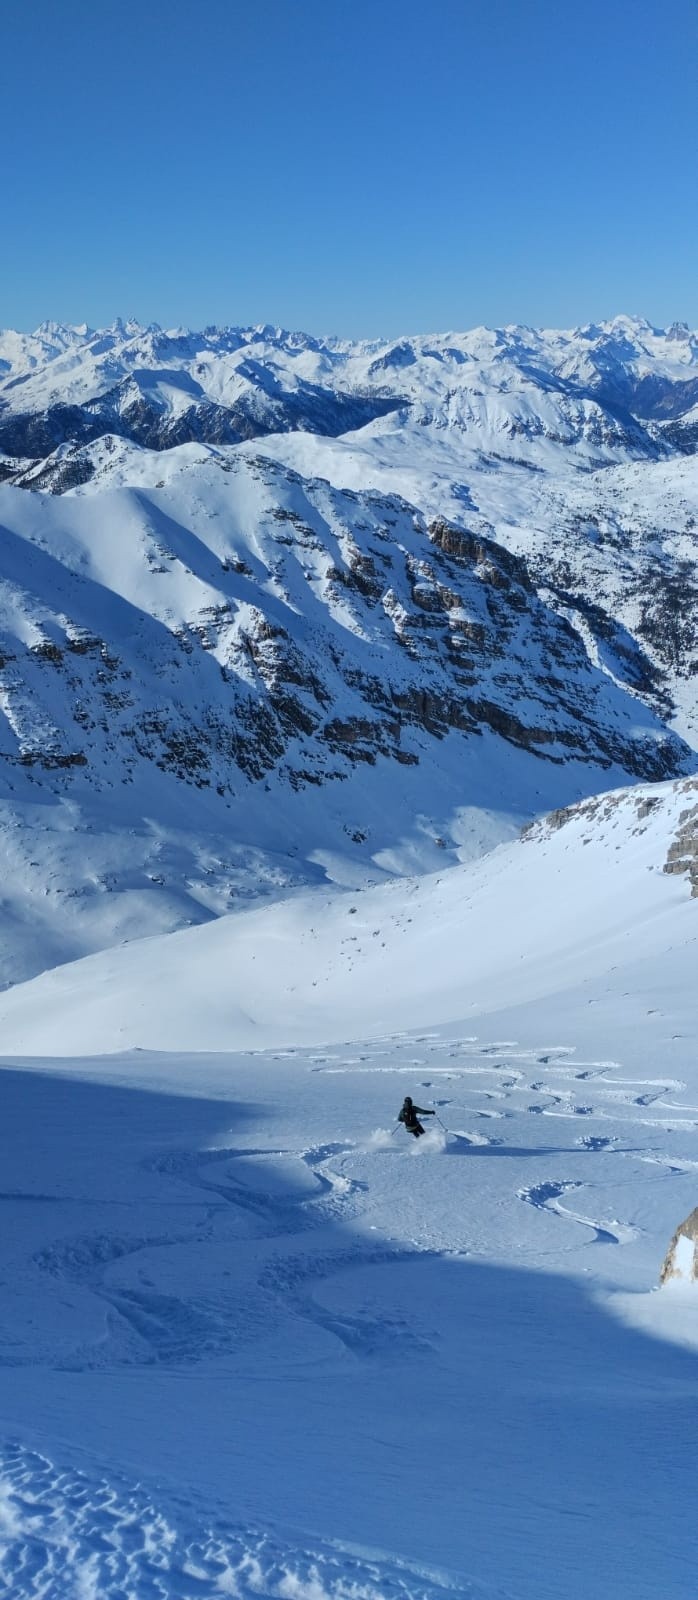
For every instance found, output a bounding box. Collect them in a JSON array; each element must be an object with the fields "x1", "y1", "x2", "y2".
[
  {"x1": 0, "y1": 773, "x2": 696, "y2": 1600},
  {"x1": 1, "y1": 775, "x2": 693, "y2": 1056},
  {"x1": 0, "y1": 313, "x2": 696, "y2": 985},
  {"x1": 0, "y1": 442, "x2": 692, "y2": 989}
]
